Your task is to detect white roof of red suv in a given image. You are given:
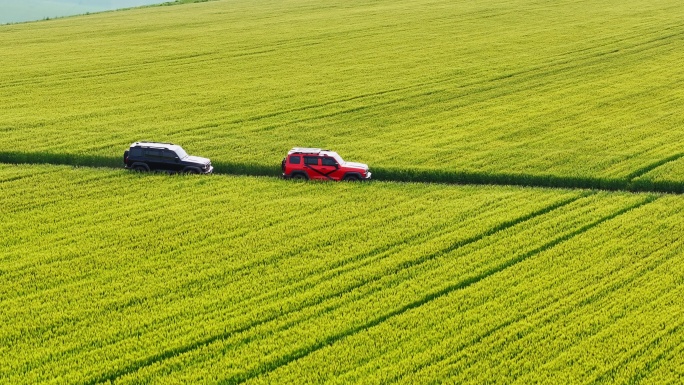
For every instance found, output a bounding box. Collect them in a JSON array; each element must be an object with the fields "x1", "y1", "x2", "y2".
[
  {"x1": 287, "y1": 147, "x2": 340, "y2": 157},
  {"x1": 288, "y1": 147, "x2": 325, "y2": 154}
]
